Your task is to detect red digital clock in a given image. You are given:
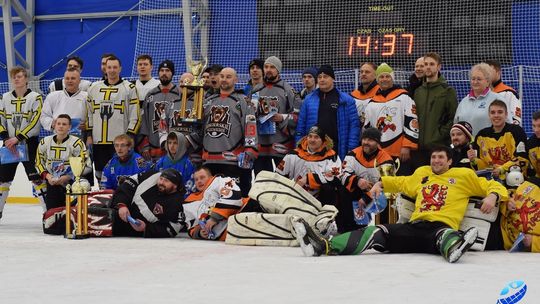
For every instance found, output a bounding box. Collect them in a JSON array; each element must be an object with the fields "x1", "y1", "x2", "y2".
[{"x1": 347, "y1": 33, "x2": 414, "y2": 56}]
